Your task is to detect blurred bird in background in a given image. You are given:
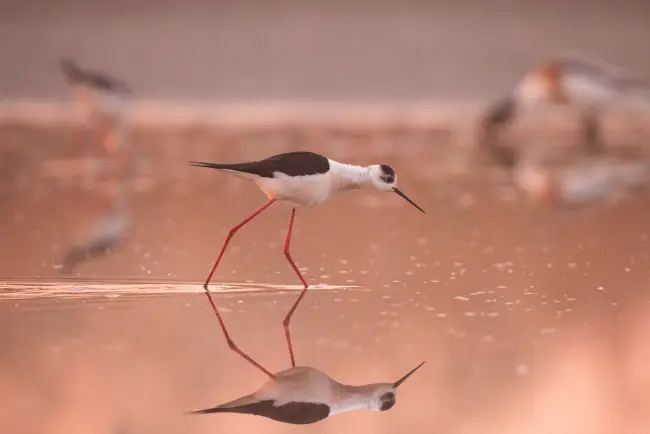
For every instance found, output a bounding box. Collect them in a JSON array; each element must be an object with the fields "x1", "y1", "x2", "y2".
[
  {"x1": 478, "y1": 51, "x2": 650, "y2": 159},
  {"x1": 57, "y1": 117, "x2": 134, "y2": 275},
  {"x1": 59, "y1": 57, "x2": 132, "y2": 155}
]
